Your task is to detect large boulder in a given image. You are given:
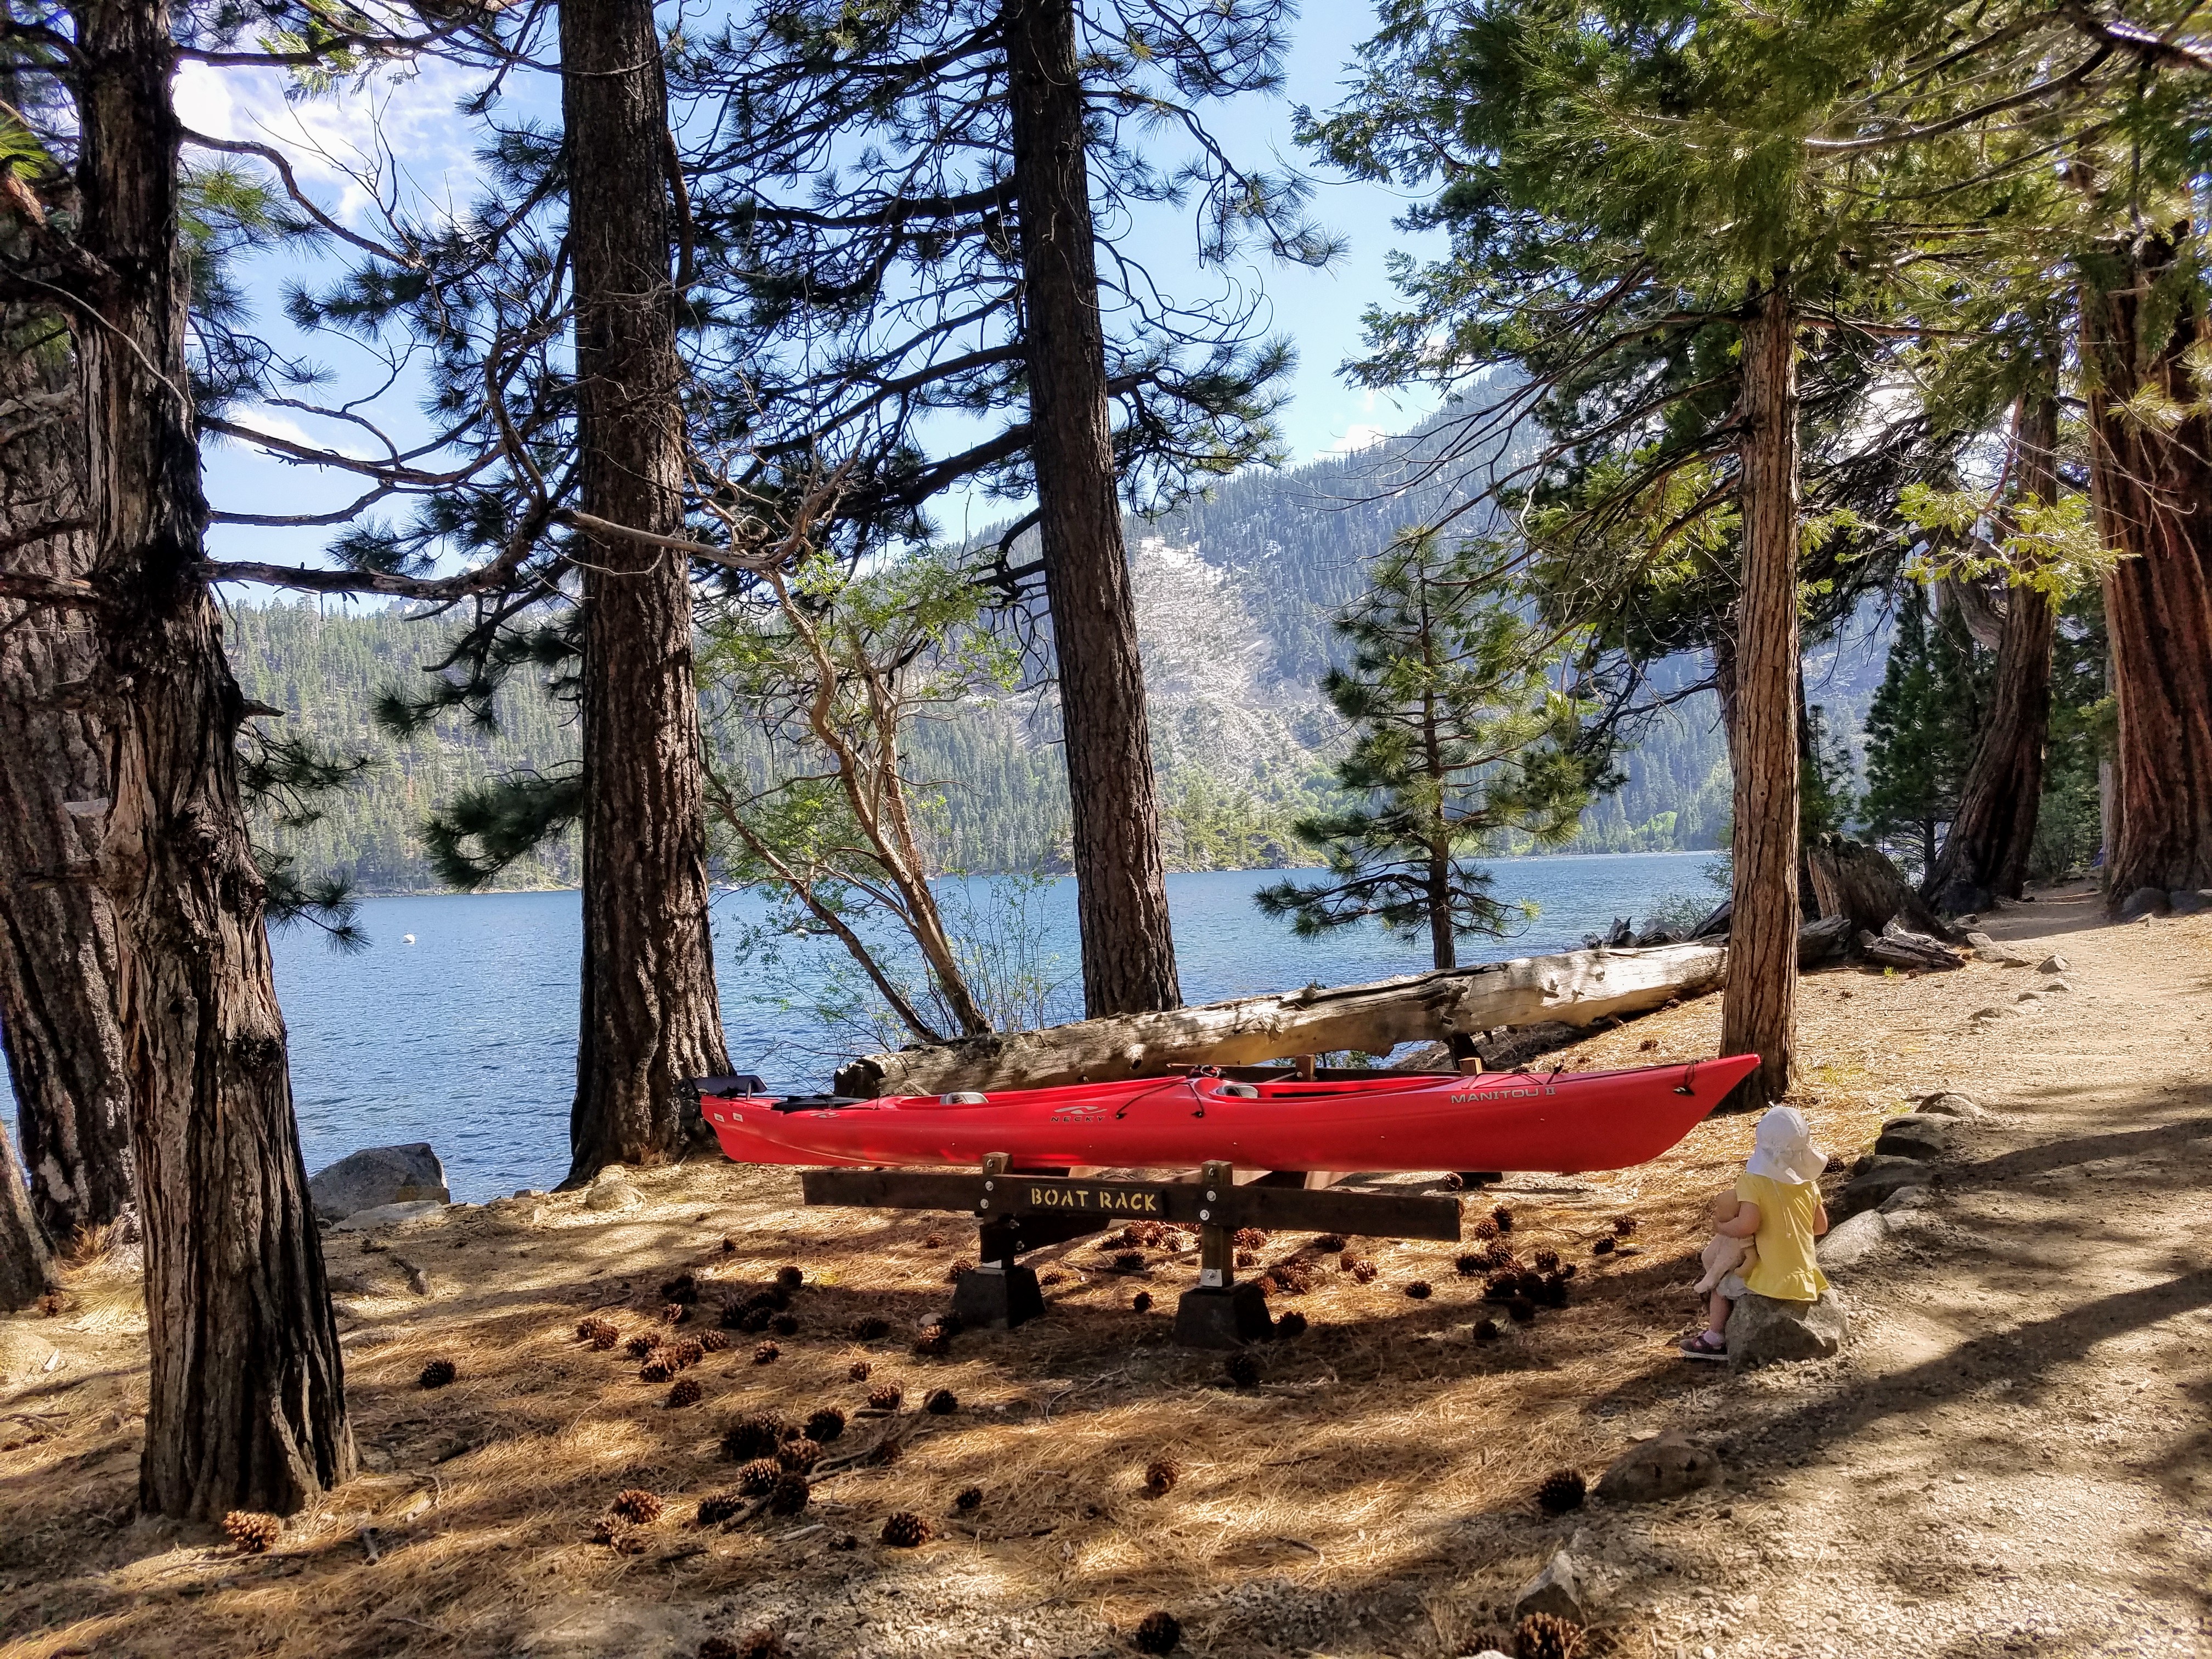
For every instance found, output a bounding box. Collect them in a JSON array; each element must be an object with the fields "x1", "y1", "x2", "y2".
[
  {"x1": 1832, "y1": 1160, "x2": 1931, "y2": 1219},
  {"x1": 1874, "y1": 1115, "x2": 1958, "y2": 1160},
  {"x1": 309, "y1": 1144, "x2": 448, "y2": 1222},
  {"x1": 1815, "y1": 1209, "x2": 1888, "y2": 1271},
  {"x1": 2118, "y1": 885, "x2": 2171, "y2": 921},
  {"x1": 1726, "y1": 1288, "x2": 1849, "y2": 1371},
  {"x1": 1594, "y1": 1431, "x2": 1723, "y2": 1503}
]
